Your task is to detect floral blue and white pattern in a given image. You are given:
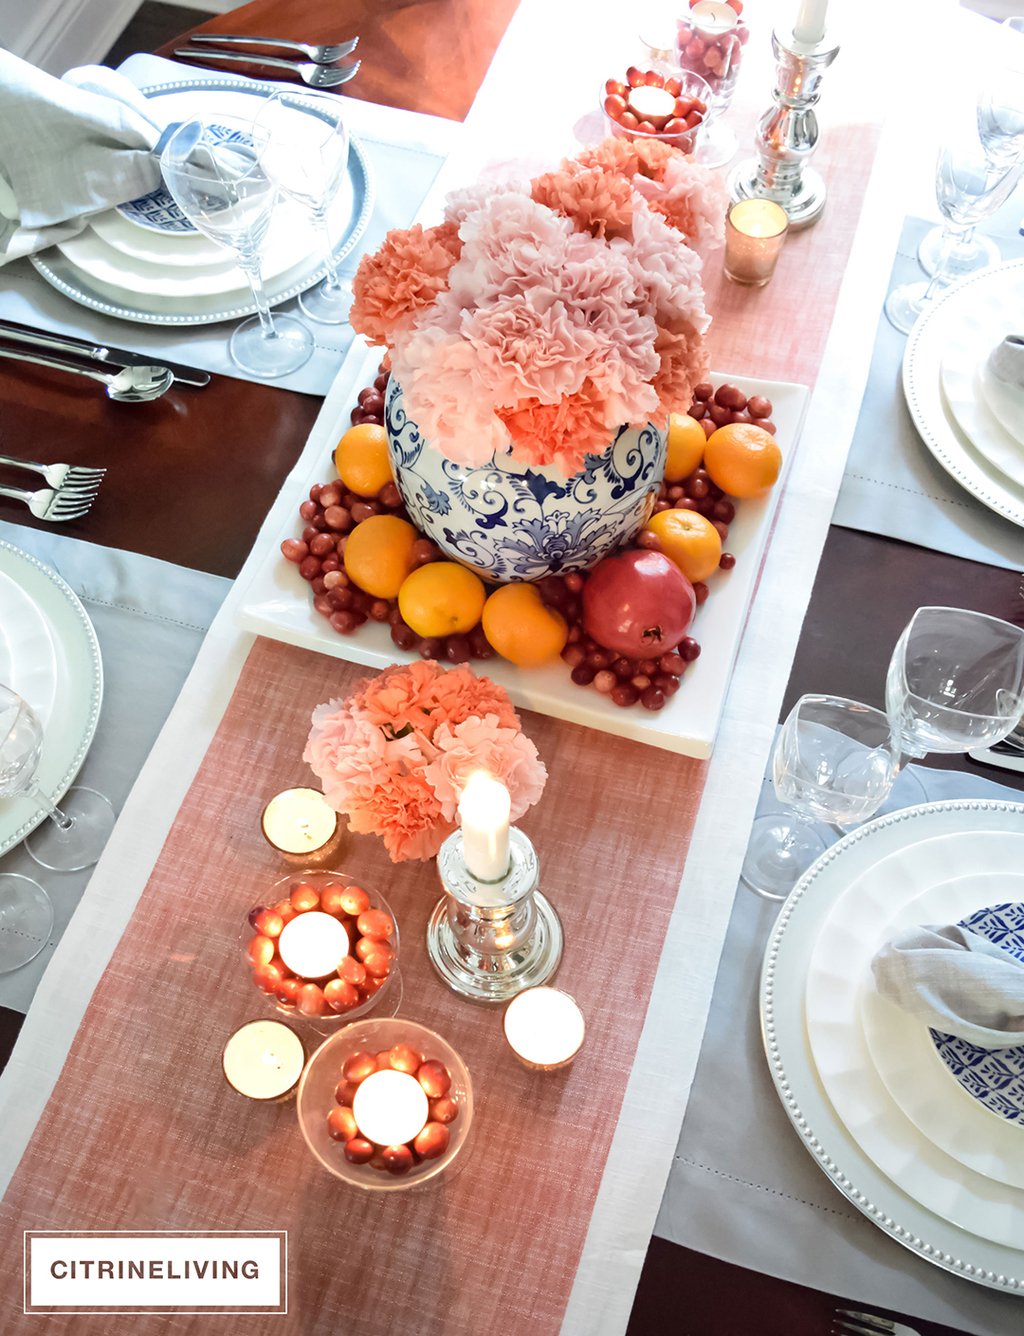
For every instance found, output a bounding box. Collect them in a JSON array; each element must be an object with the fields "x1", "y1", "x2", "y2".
[
  {"x1": 385, "y1": 379, "x2": 667, "y2": 582},
  {"x1": 119, "y1": 123, "x2": 248, "y2": 234},
  {"x1": 930, "y1": 901, "x2": 1024, "y2": 1125}
]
